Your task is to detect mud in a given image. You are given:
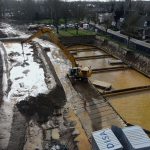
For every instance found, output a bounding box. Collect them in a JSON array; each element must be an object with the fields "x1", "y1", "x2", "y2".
[
  {"x1": 0, "y1": 48, "x2": 3, "y2": 106},
  {"x1": 15, "y1": 42, "x2": 66, "y2": 124}
]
